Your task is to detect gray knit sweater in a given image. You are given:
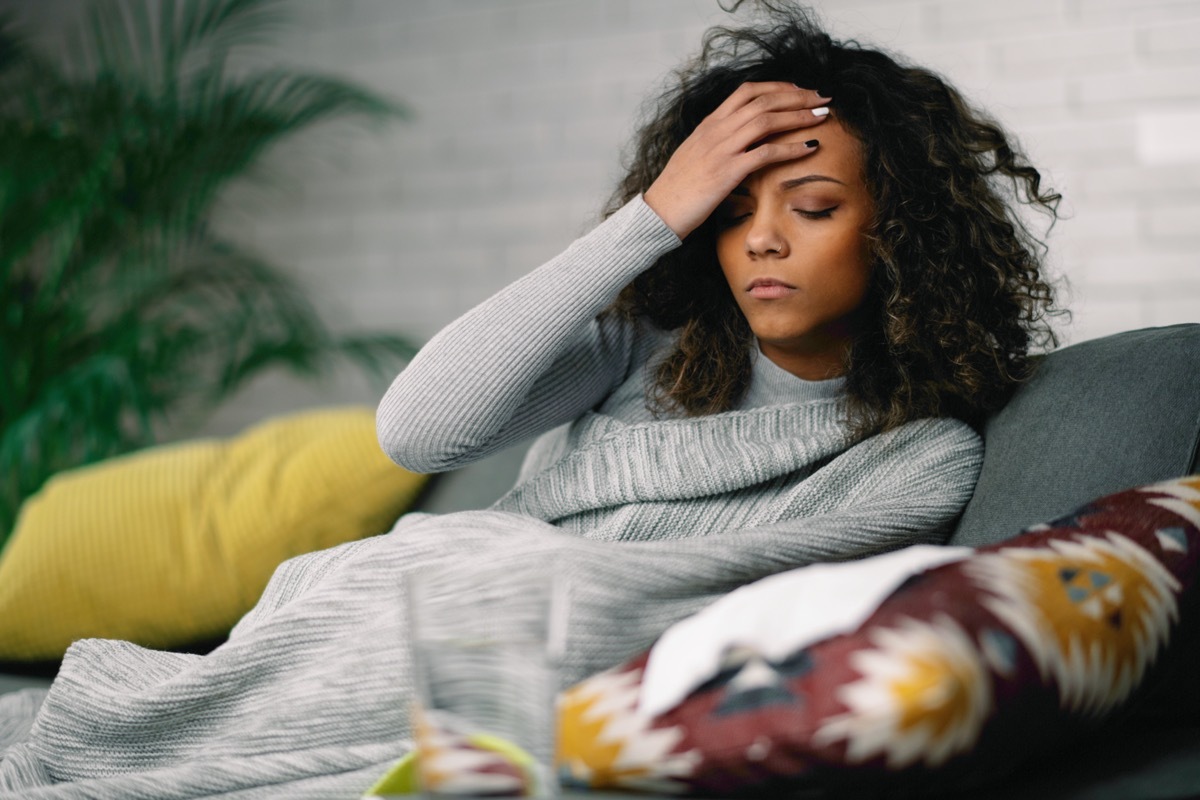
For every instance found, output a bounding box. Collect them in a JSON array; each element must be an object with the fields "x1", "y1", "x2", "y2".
[
  {"x1": 376, "y1": 195, "x2": 845, "y2": 477},
  {"x1": 377, "y1": 196, "x2": 978, "y2": 545},
  {"x1": 0, "y1": 198, "x2": 984, "y2": 800}
]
